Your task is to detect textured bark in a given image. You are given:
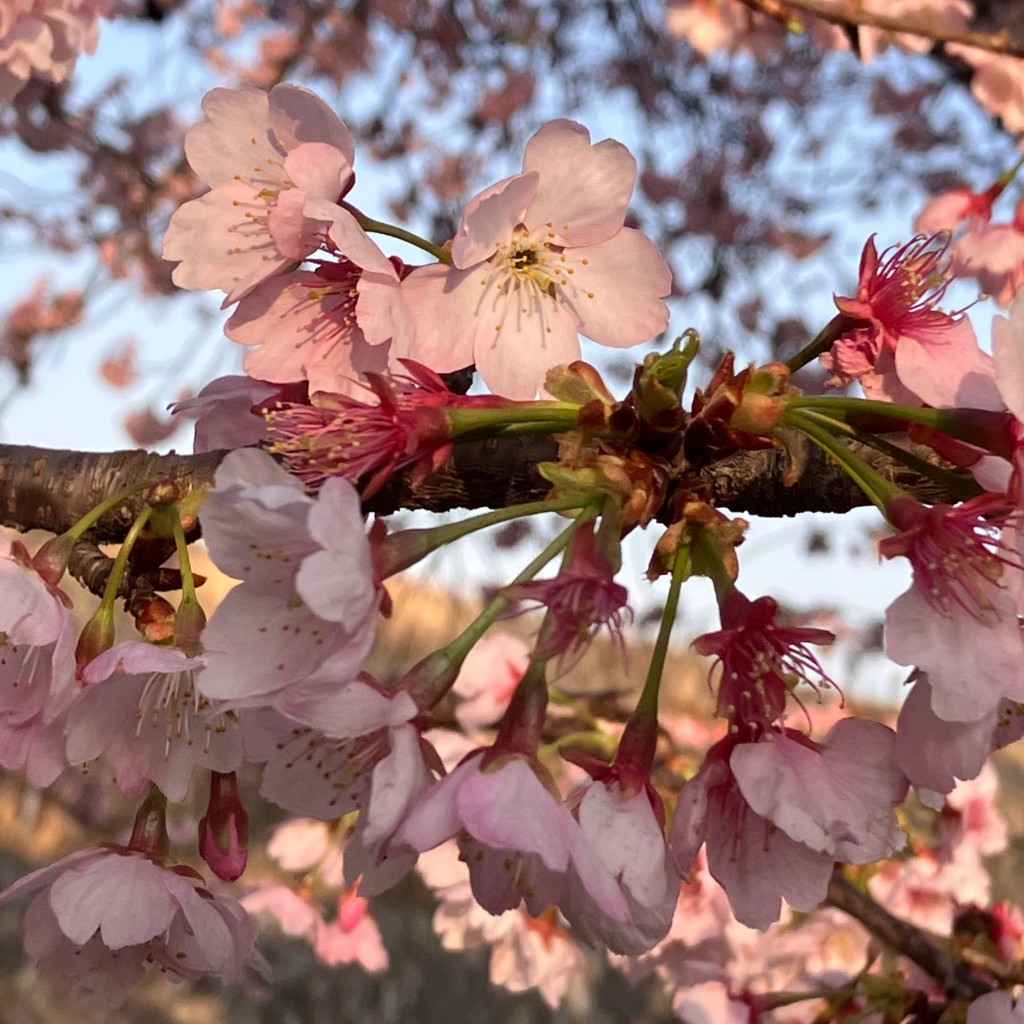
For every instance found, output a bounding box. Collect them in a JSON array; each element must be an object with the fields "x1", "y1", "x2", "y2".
[{"x1": 0, "y1": 436, "x2": 967, "y2": 540}]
